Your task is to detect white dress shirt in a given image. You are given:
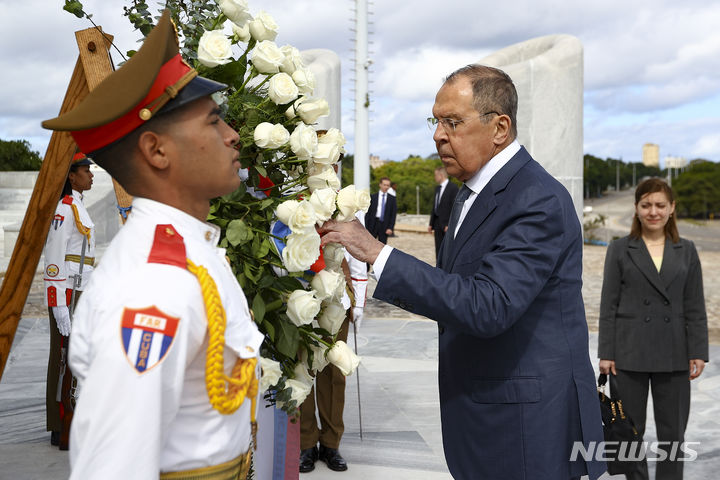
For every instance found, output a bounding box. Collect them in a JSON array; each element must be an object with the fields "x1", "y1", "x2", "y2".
[
  {"x1": 69, "y1": 198, "x2": 264, "y2": 479},
  {"x1": 374, "y1": 140, "x2": 521, "y2": 278}
]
